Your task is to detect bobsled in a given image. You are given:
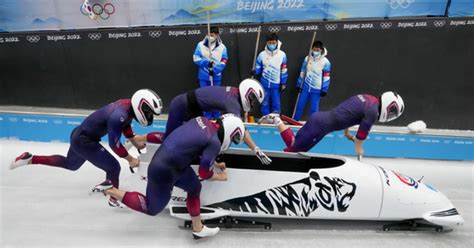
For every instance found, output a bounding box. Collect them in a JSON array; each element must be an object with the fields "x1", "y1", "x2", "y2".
[{"x1": 139, "y1": 144, "x2": 463, "y2": 229}]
